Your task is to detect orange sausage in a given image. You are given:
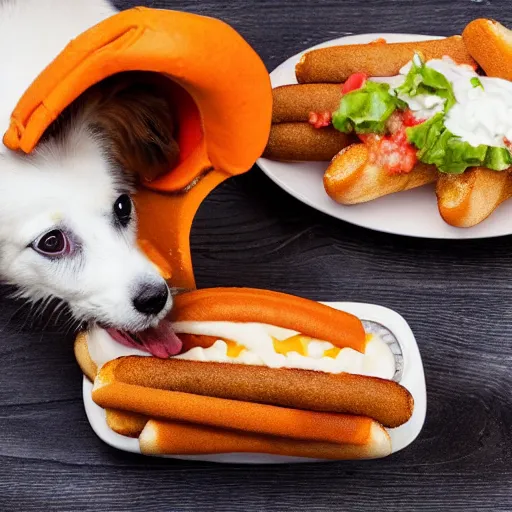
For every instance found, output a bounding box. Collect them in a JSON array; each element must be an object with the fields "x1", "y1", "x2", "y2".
[
  {"x1": 171, "y1": 287, "x2": 366, "y2": 352},
  {"x1": 139, "y1": 419, "x2": 392, "y2": 460},
  {"x1": 93, "y1": 361, "x2": 381, "y2": 446}
]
